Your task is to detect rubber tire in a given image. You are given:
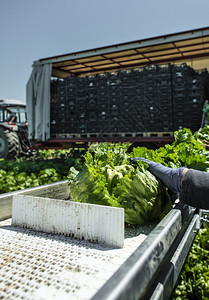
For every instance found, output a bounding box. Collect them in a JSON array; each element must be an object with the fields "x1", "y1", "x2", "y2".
[{"x1": 0, "y1": 128, "x2": 20, "y2": 159}]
